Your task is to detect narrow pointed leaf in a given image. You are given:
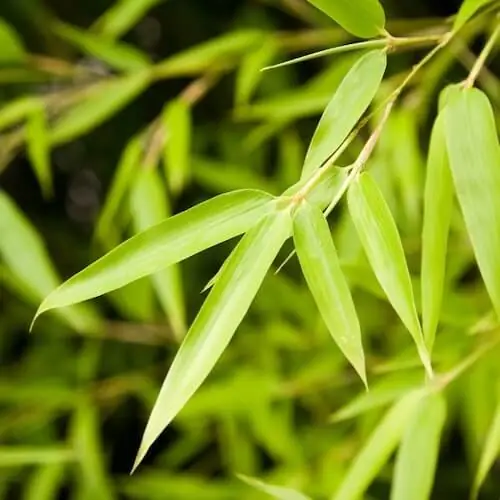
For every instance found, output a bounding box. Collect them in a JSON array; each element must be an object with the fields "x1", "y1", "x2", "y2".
[
  {"x1": 301, "y1": 50, "x2": 386, "y2": 179},
  {"x1": 444, "y1": 88, "x2": 500, "y2": 317},
  {"x1": 347, "y1": 172, "x2": 431, "y2": 375},
  {"x1": 0, "y1": 447, "x2": 74, "y2": 467},
  {"x1": 0, "y1": 18, "x2": 26, "y2": 63},
  {"x1": 390, "y1": 392, "x2": 447, "y2": 500},
  {"x1": 25, "y1": 464, "x2": 65, "y2": 500},
  {"x1": 35, "y1": 190, "x2": 275, "y2": 320},
  {"x1": 454, "y1": 0, "x2": 497, "y2": 31},
  {"x1": 237, "y1": 474, "x2": 311, "y2": 500},
  {"x1": 0, "y1": 96, "x2": 41, "y2": 132},
  {"x1": 50, "y1": 72, "x2": 151, "y2": 145},
  {"x1": 421, "y1": 115, "x2": 453, "y2": 350},
  {"x1": 134, "y1": 209, "x2": 291, "y2": 468},
  {"x1": 332, "y1": 391, "x2": 423, "y2": 500},
  {"x1": 306, "y1": 0, "x2": 385, "y2": 38},
  {"x1": 293, "y1": 201, "x2": 366, "y2": 384}
]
